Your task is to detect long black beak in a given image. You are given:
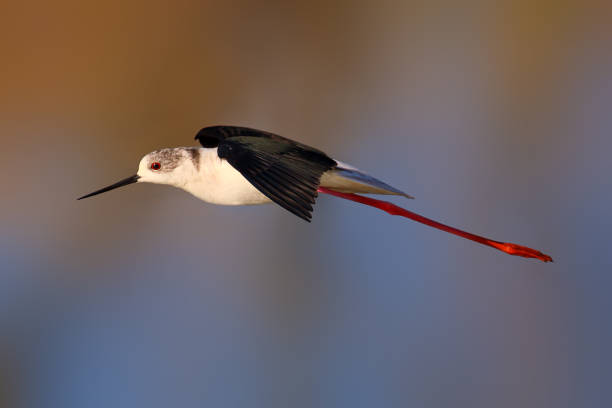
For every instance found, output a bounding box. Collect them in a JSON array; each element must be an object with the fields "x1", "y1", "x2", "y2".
[{"x1": 78, "y1": 175, "x2": 140, "y2": 200}]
